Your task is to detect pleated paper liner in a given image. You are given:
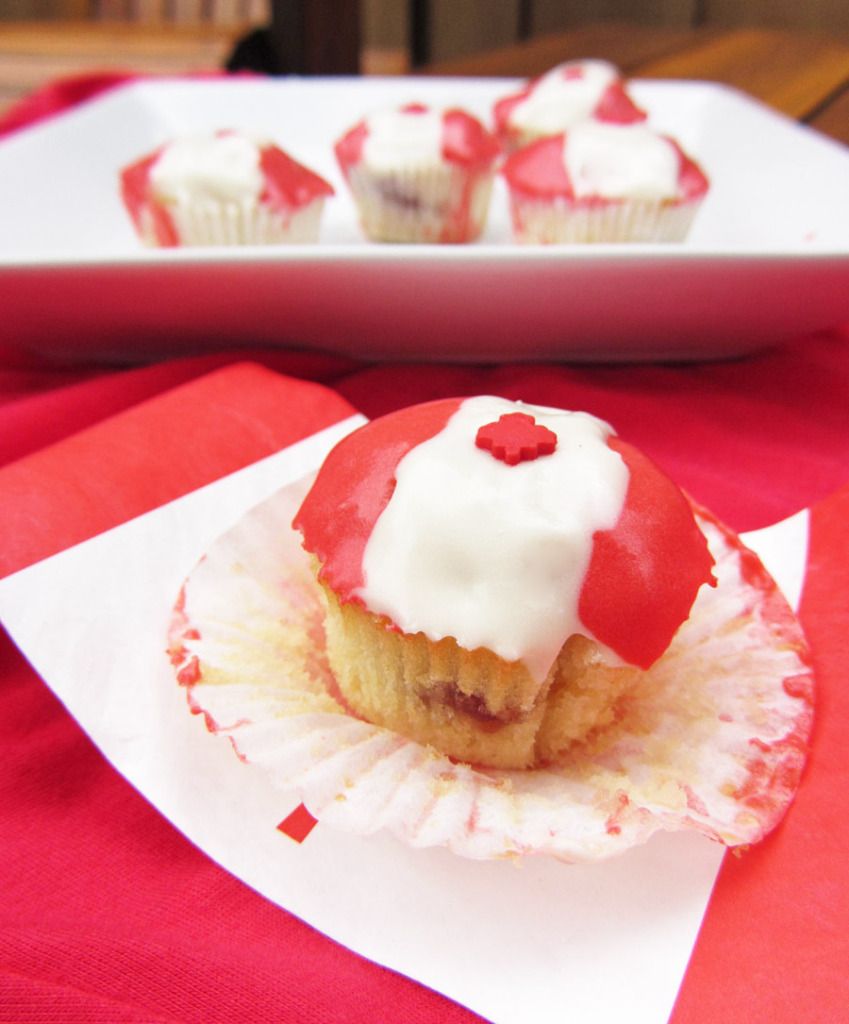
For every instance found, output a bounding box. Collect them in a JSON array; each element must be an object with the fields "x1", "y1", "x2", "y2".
[{"x1": 168, "y1": 474, "x2": 813, "y2": 862}]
